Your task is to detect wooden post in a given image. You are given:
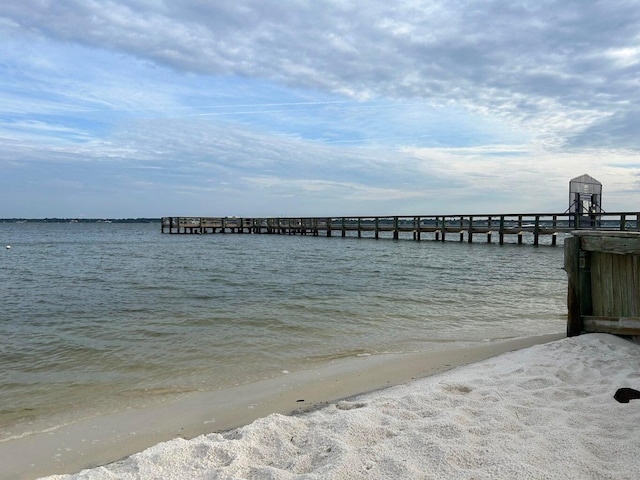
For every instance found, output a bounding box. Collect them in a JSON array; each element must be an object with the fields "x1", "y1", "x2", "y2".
[
  {"x1": 393, "y1": 217, "x2": 399, "y2": 240},
  {"x1": 342, "y1": 217, "x2": 346, "y2": 237},
  {"x1": 416, "y1": 217, "x2": 421, "y2": 241},
  {"x1": 358, "y1": 217, "x2": 362, "y2": 238},
  {"x1": 326, "y1": 217, "x2": 332, "y2": 237},
  {"x1": 468, "y1": 216, "x2": 474, "y2": 243},
  {"x1": 499, "y1": 216, "x2": 505, "y2": 245},
  {"x1": 459, "y1": 217, "x2": 464, "y2": 242},
  {"x1": 534, "y1": 215, "x2": 540, "y2": 246},
  {"x1": 375, "y1": 217, "x2": 379, "y2": 240},
  {"x1": 517, "y1": 216, "x2": 523, "y2": 244},
  {"x1": 564, "y1": 235, "x2": 584, "y2": 336}
]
